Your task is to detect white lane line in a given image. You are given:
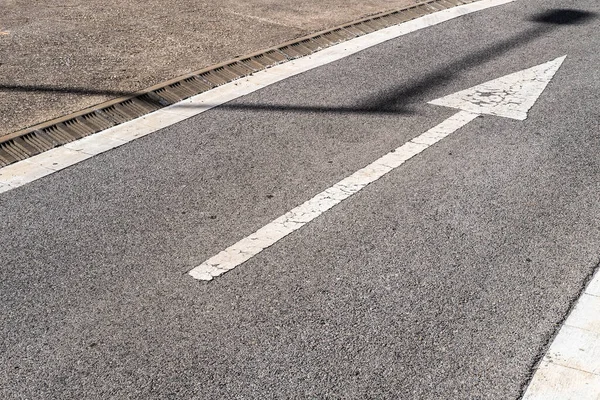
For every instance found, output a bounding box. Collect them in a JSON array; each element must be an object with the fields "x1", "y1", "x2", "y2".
[
  {"x1": 0, "y1": 0, "x2": 515, "y2": 194},
  {"x1": 189, "y1": 54, "x2": 567, "y2": 280},
  {"x1": 188, "y1": 110, "x2": 479, "y2": 280},
  {"x1": 523, "y1": 270, "x2": 600, "y2": 399}
]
